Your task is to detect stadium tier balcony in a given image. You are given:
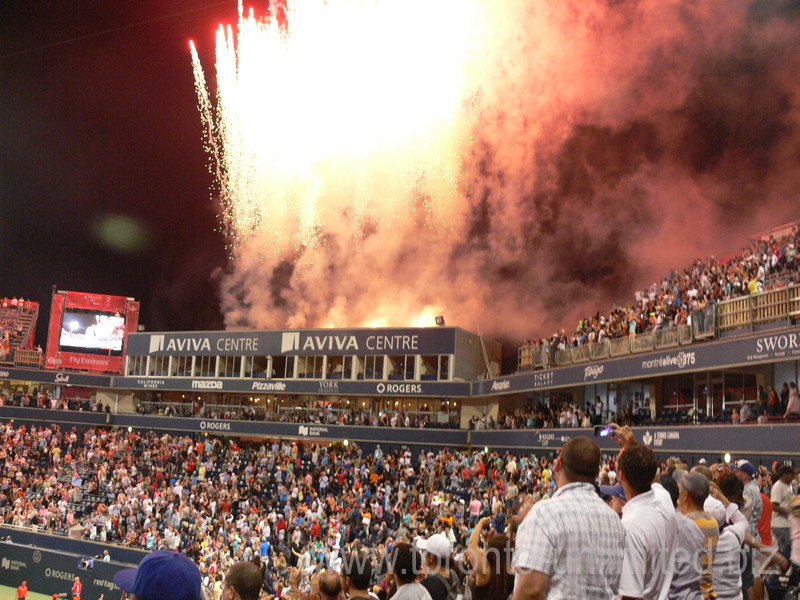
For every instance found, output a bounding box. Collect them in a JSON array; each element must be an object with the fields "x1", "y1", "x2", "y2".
[
  {"x1": 519, "y1": 221, "x2": 800, "y2": 372},
  {"x1": 0, "y1": 298, "x2": 40, "y2": 366}
]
